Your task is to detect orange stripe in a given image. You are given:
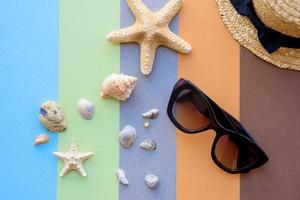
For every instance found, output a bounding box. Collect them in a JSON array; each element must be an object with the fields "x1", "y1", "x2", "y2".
[{"x1": 177, "y1": 0, "x2": 240, "y2": 199}]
